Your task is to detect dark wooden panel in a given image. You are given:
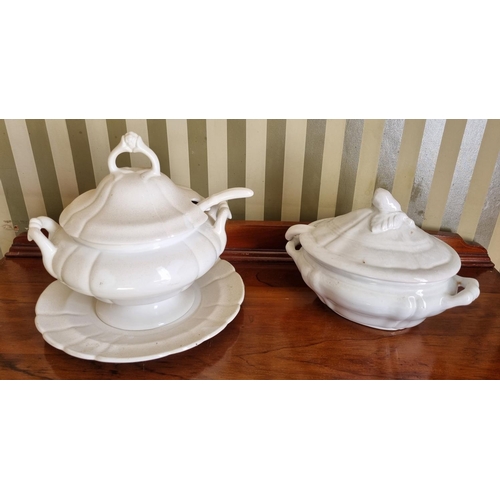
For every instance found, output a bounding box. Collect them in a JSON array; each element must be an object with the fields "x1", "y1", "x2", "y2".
[{"x1": 5, "y1": 222, "x2": 495, "y2": 267}]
